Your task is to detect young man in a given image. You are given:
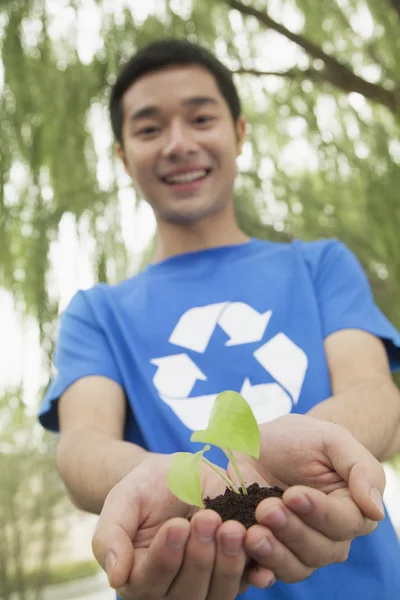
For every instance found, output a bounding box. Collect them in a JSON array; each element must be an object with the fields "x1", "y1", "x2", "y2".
[{"x1": 39, "y1": 39, "x2": 400, "y2": 600}]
